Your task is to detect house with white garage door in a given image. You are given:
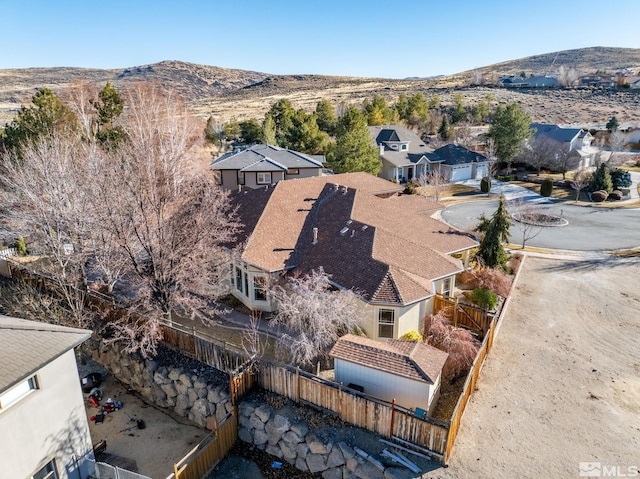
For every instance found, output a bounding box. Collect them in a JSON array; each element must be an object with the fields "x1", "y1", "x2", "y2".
[{"x1": 432, "y1": 144, "x2": 490, "y2": 182}]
